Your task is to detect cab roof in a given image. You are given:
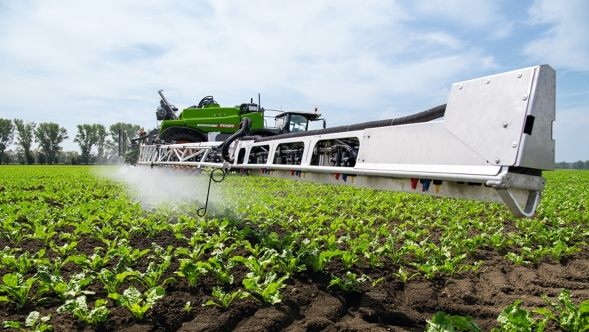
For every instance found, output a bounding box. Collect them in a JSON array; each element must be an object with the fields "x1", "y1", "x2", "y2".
[{"x1": 274, "y1": 111, "x2": 322, "y2": 121}]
